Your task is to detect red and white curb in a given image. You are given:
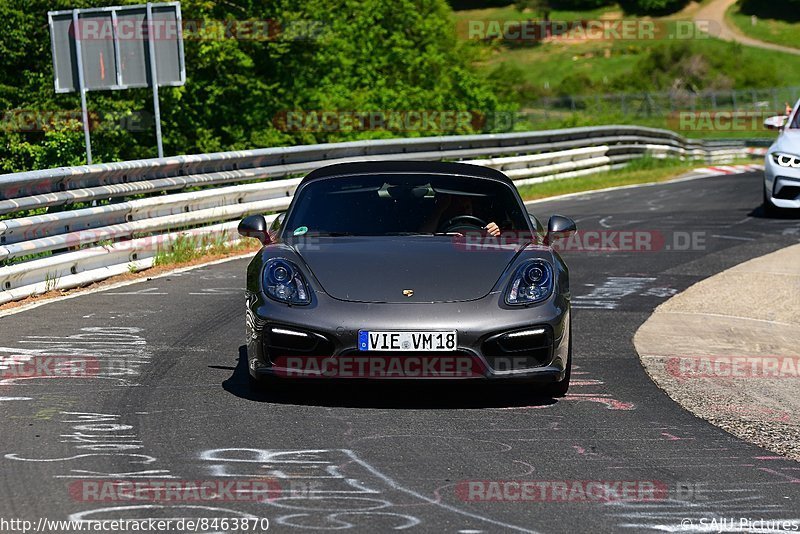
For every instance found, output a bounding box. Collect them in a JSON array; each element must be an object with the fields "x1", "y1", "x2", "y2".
[{"x1": 692, "y1": 163, "x2": 764, "y2": 175}]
